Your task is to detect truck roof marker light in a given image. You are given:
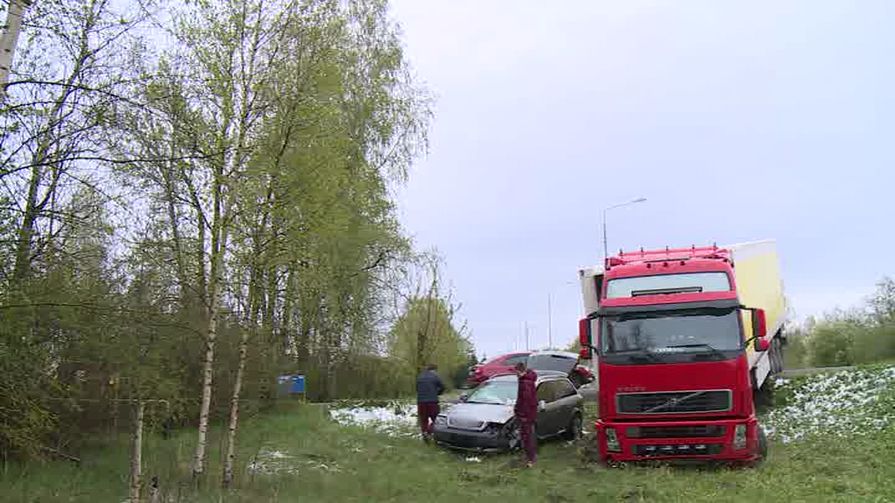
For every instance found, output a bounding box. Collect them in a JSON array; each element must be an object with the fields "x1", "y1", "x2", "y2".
[
  {"x1": 680, "y1": 261, "x2": 686, "y2": 266},
  {"x1": 663, "y1": 261, "x2": 669, "y2": 267},
  {"x1": 646, "y1": 263, "x2": 652, "y2": 269}
]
